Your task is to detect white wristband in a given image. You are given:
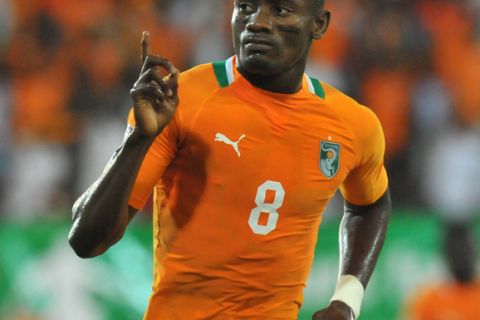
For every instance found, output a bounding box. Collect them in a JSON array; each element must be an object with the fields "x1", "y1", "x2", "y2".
[{"x1": 330, "y1": 275, "x2": 365, "y2": 319}]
